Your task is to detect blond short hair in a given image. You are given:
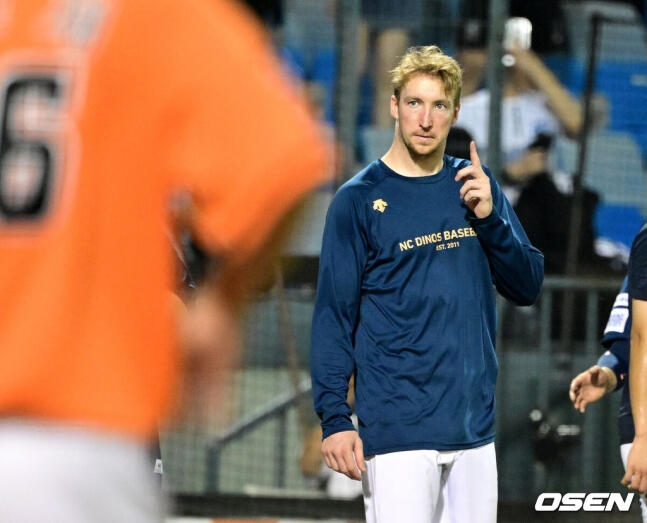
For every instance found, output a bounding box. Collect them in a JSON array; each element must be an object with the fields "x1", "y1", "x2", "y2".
[{"x1": 390, "y1": 46, "x2": 462, "y2": 108}]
